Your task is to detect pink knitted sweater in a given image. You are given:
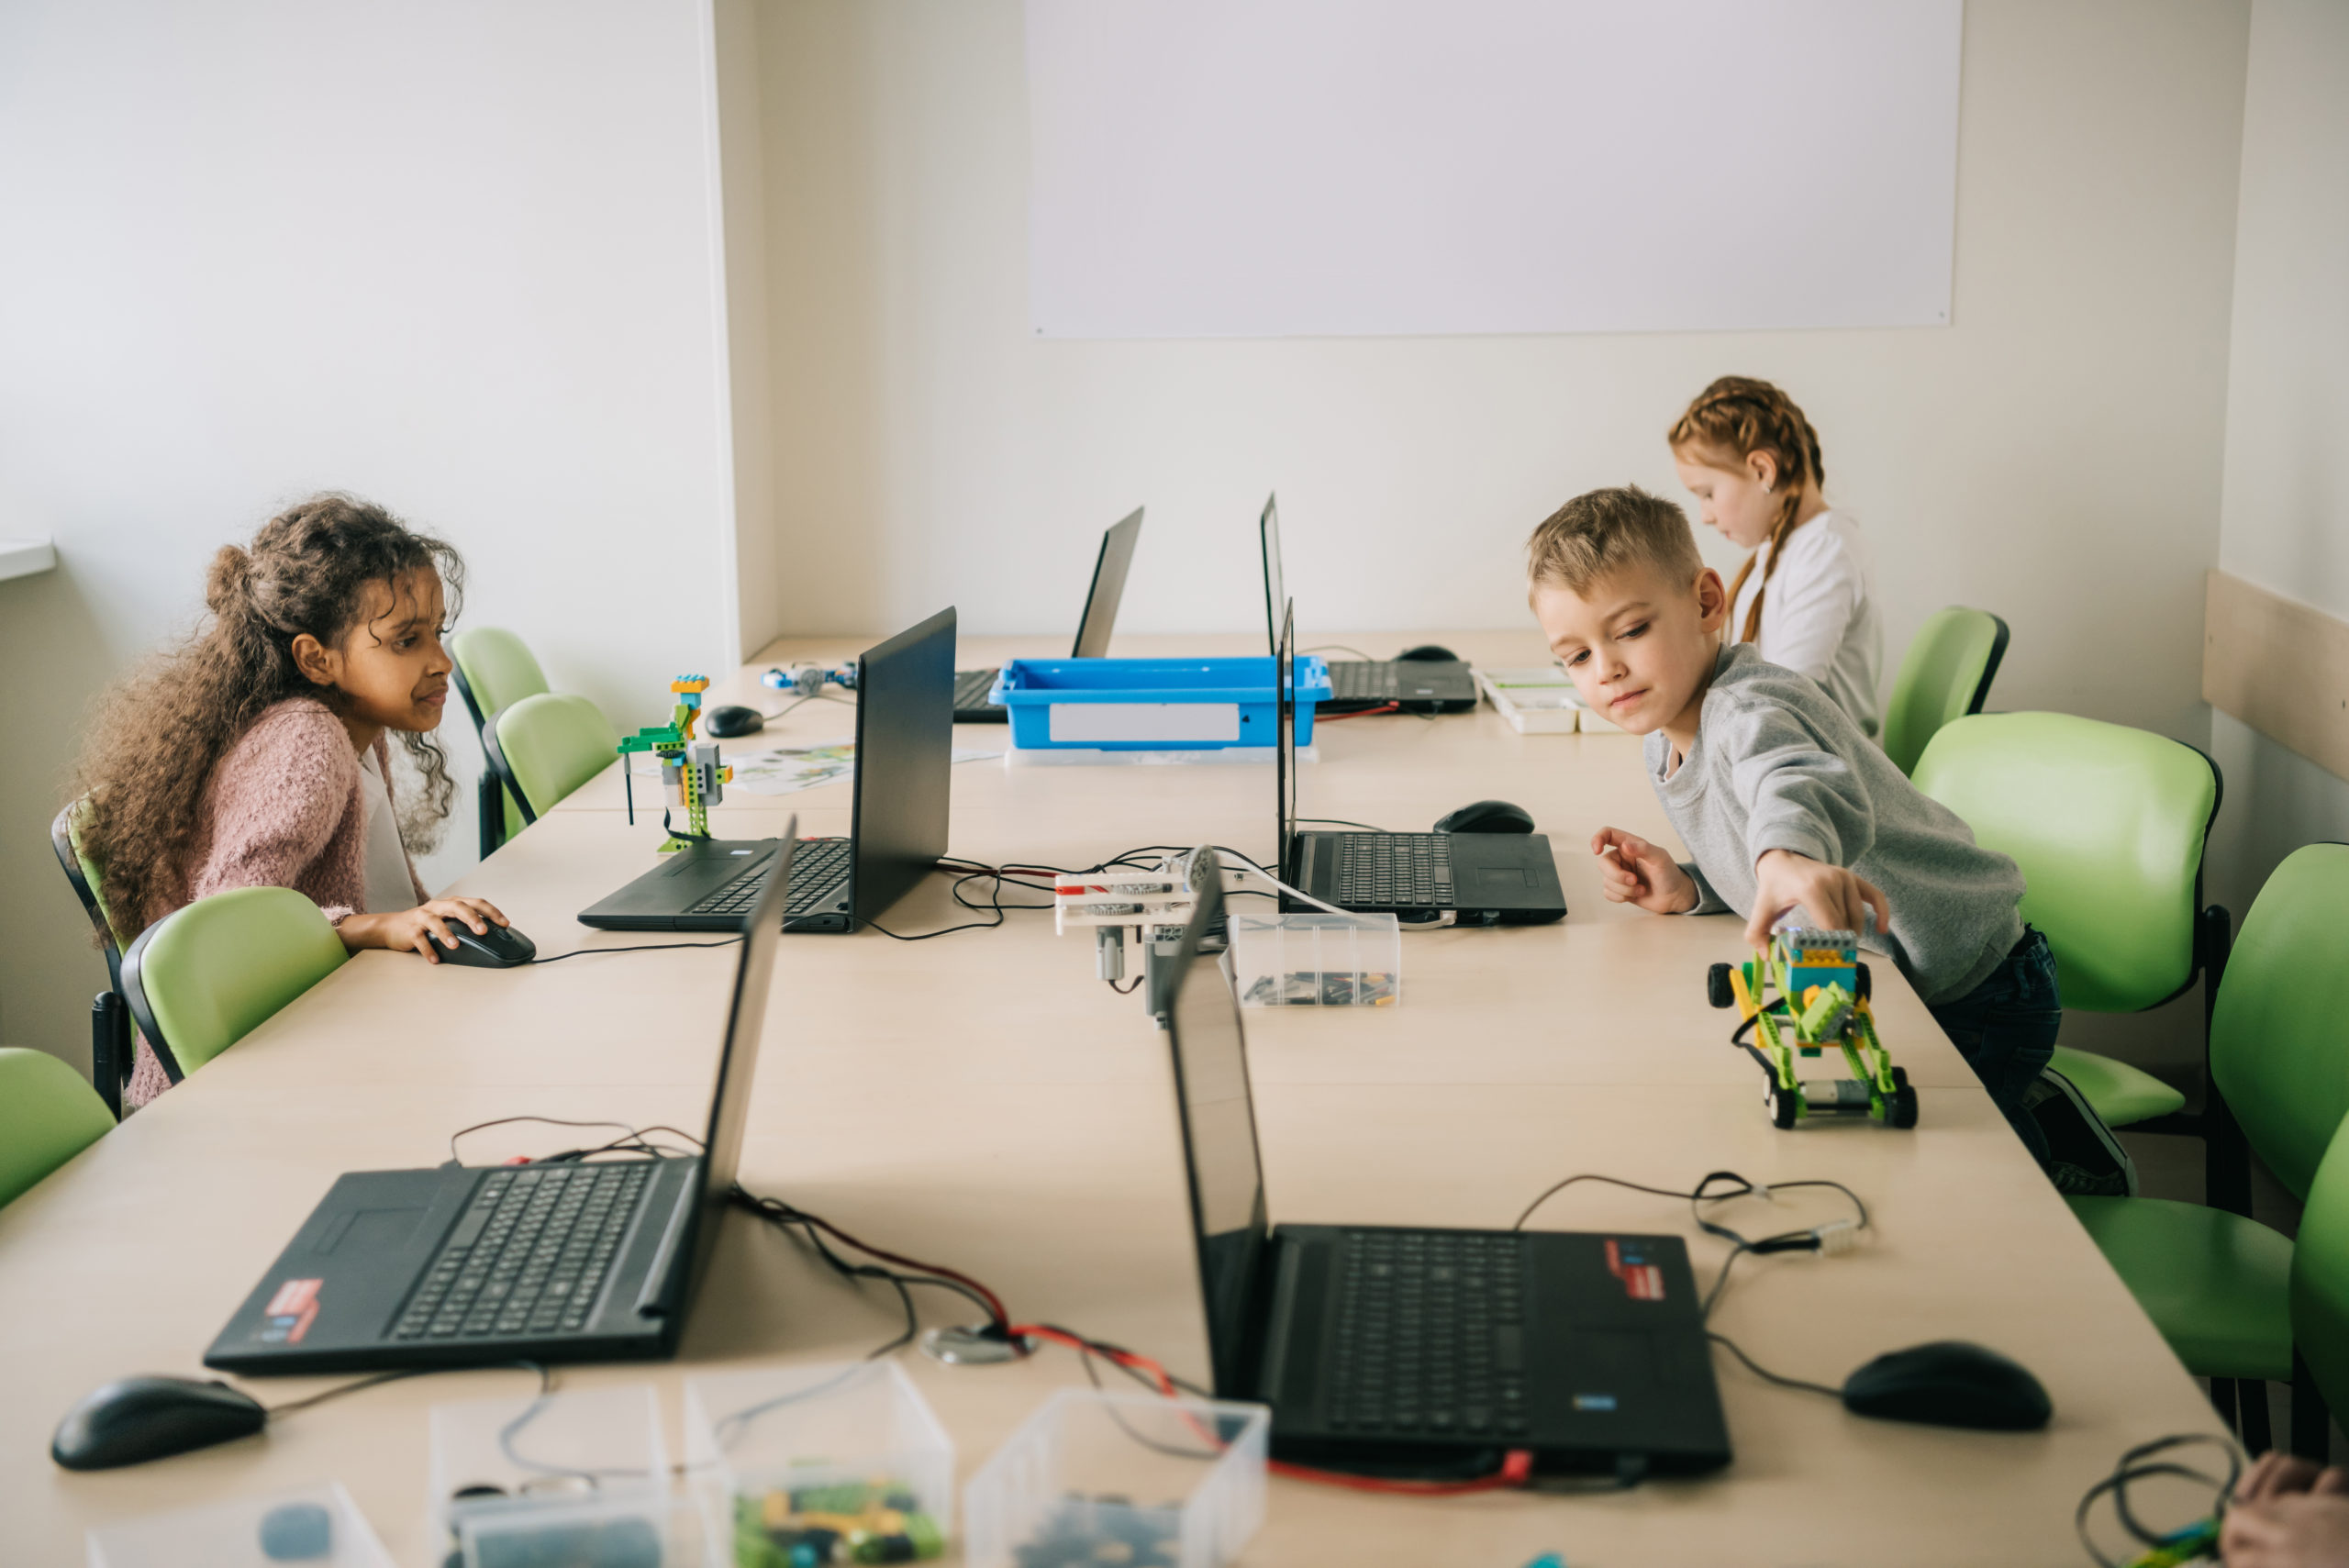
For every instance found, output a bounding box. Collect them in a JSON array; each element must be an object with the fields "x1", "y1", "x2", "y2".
[{"x1": 126, "y1": 696, "x2": 425, "y2": 1107}]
